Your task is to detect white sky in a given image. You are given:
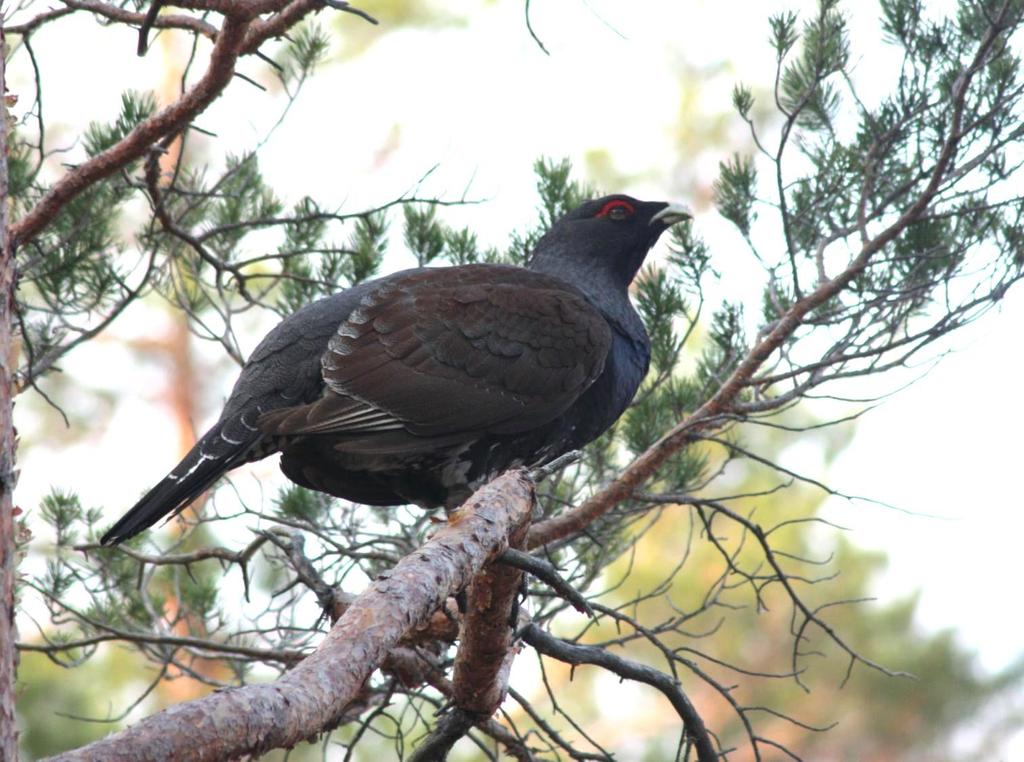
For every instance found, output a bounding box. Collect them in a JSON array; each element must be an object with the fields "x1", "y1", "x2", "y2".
[{"x1": 9, "y1": 0, "x2": 1024, "y2": 757}]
